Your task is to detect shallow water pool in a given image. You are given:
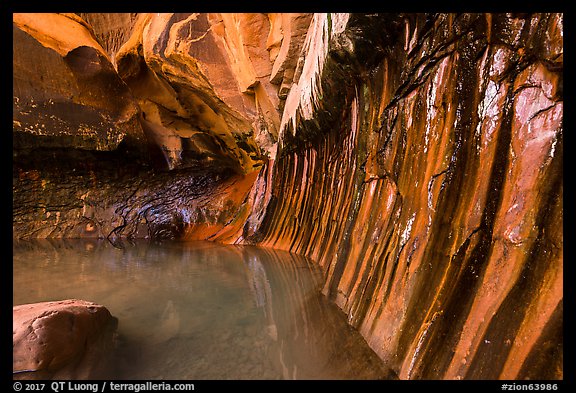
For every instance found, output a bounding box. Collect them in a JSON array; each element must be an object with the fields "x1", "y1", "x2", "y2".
[{"x1": 13, "y1": 239, "x2": 390, "y2": 380}]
